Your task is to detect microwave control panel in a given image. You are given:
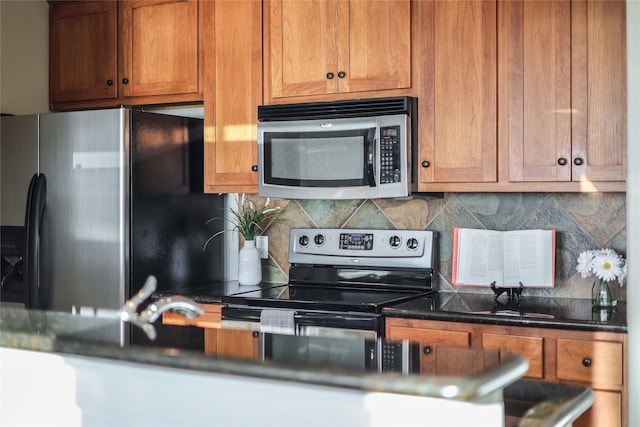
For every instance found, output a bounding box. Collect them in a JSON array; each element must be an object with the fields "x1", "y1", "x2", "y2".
[{"x1": 379, "y1": 125, "x2": 401, "y2": 184}]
